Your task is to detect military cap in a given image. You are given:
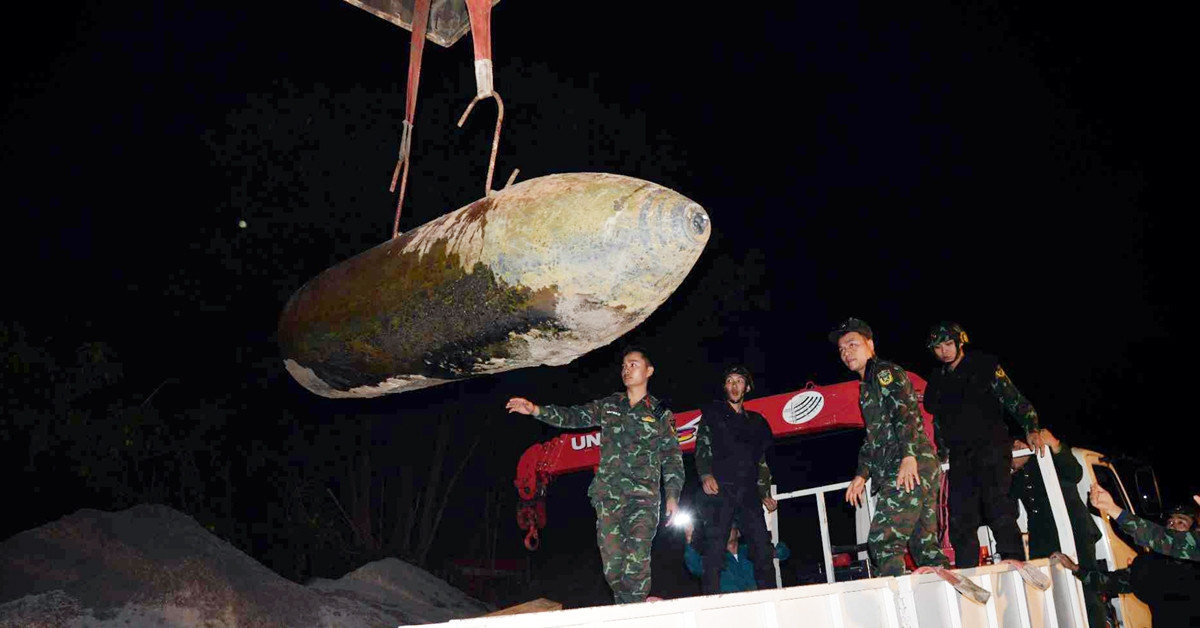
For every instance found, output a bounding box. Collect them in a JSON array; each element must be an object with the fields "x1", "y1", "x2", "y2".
[
  {"x1": 927, "y1": 321, "x2": 969, "y2": 349},
  {"x1": 829, "y1": 318, "x2": 873, "y2": 344},
  {"x1": 1166, "y1": 503, "x2": 1197, "y2": 523}
]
